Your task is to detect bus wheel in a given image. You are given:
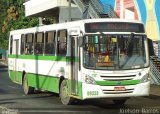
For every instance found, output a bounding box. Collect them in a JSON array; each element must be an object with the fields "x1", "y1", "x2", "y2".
[
  {"x1": 60, "y1": 80, "x2": 73, "y2": 105},
  {"x1": 113, "y1": 99, "x2": 127, "y2": 105},
  {"x1": 22, "y1": 74, "x2": 34, "y2": 95}
]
